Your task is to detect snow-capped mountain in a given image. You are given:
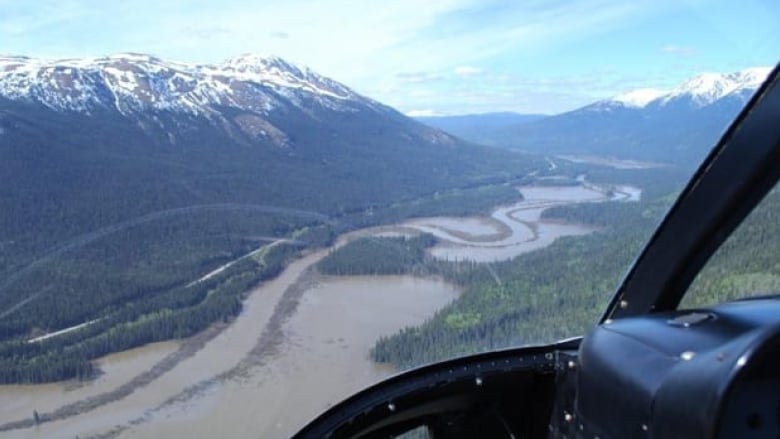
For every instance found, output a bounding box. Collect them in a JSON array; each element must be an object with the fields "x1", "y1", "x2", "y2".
[
  {"x1": 0, "y1": 53, "x2": 433, "y2": 150},
  {"x1": 485, "y1": 66, "x2": 774, "y2": 164},
  {"x1": 2, "y1": 53, "x2": 532, "y2": 240},
  {"x1": 604, "y1": 67, "x2": 771, "y2": 109},
  {"x1": 0, "y1": 53, "x2": 373, "y2": 116}
]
